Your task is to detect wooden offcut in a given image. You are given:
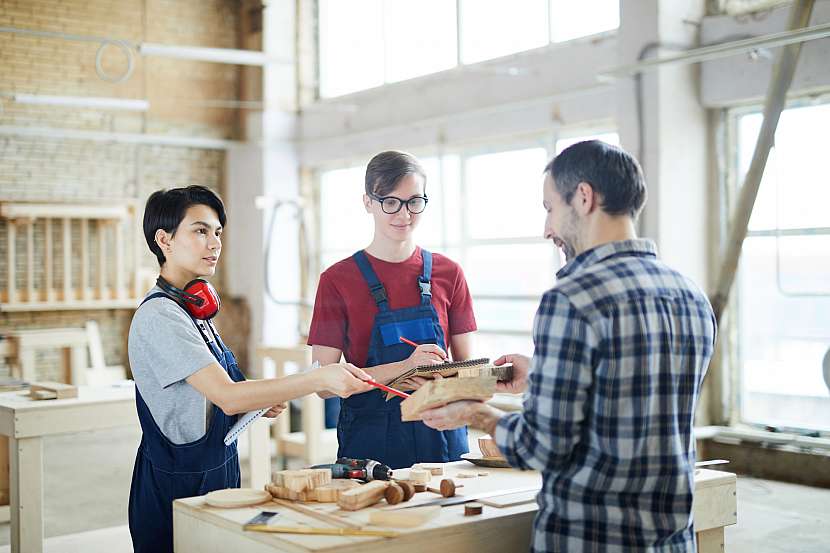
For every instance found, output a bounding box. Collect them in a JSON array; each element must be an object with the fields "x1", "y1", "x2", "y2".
[
  {"x1": 412, "y1": 463, "x2": 443, "y2": 476},
  {"x1": 369, "y1": 505, "x2": 440, "y2": 528},
  {"x1": 337, "y1": 480, "x2": 389, "y2": 511},
  {"x1": 408, "y1": 468, "x2": 431, "y2": 484},
  {"x1": 265, "y1": 479, "x2": 359, "y2": 502},
  {"x1": 29, "y1": 382, "x2": 78, "y2": 401},
  {"x1": 400, "y1": 377, "x2": 497, "y2": 421}
]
